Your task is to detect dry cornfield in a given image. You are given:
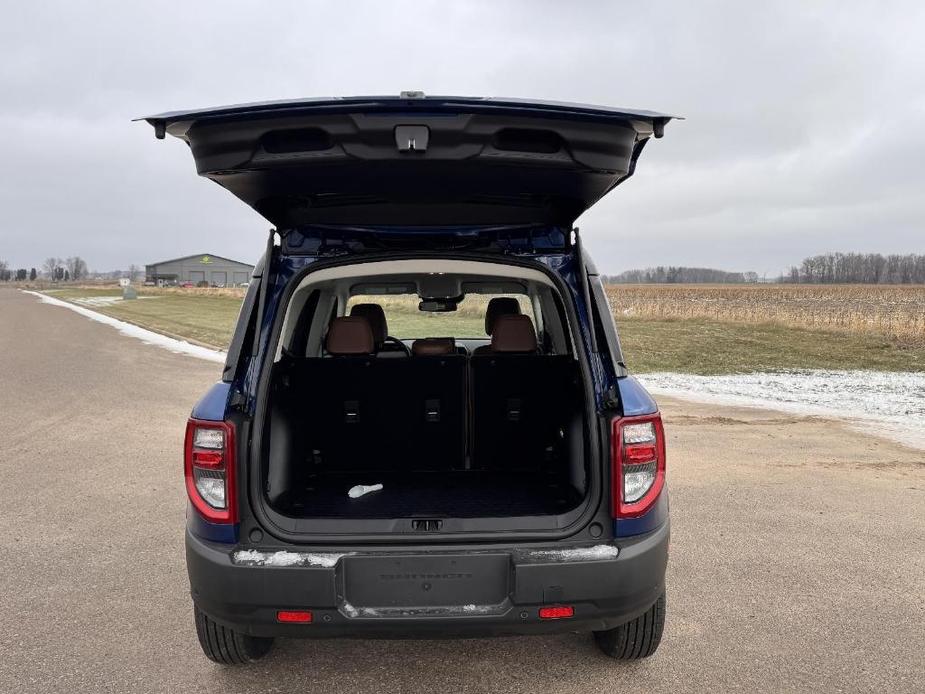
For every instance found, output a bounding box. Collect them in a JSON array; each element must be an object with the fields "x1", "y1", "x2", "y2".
[{"x1": 605, "y1": 284, "x2": 925, "y2": 346}]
